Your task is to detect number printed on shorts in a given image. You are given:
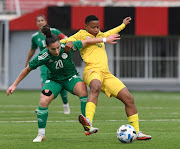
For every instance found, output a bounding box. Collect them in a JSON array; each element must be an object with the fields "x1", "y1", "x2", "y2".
[{"x1": 55, "y1": 60, "x2": 64, "y2": 69}]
